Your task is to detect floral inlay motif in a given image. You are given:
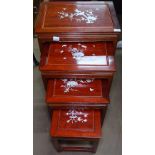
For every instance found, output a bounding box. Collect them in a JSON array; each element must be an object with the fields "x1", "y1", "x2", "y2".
[
  {"x1": 59, "y1": 43, "x2": 98, "y2": 60},
  {"x1": 60, "y1": 44, "x2": 87, "y2": 60},
  {"x1": 66, "y1": 109, "x2": 88, "y2": 123},
  {"x1": 60, "y1": 79, "x2": 94, "y2": 93},
  {"x1": 69, "y1": 47, "x2": 85, "y2": 60},
  {"x1": 58, "y1": 8, "x2": 98, "y2": 24}
]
